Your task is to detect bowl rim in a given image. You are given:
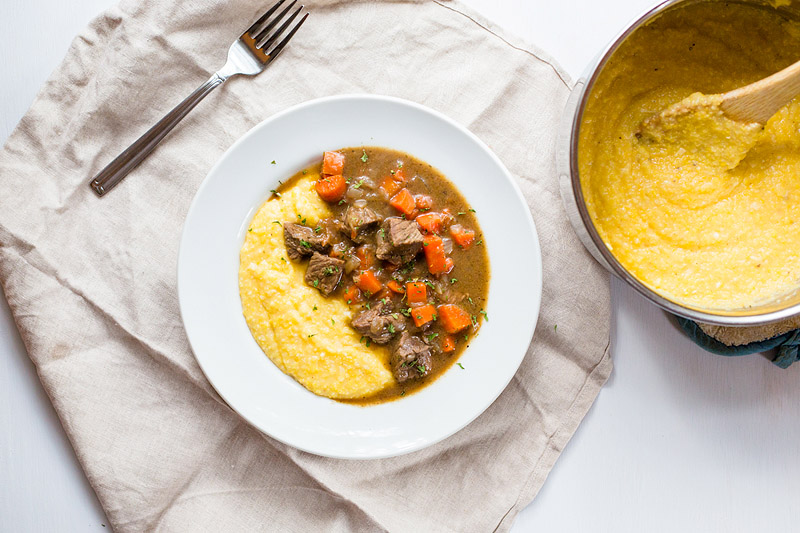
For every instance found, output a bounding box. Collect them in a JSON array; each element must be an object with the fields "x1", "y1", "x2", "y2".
[
  {"x1": 565, "y1": 0, "x2": 800, "y2": 326},
  {"x1": 177, "y1": 93, "x2": 542, "y2": 458}
]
